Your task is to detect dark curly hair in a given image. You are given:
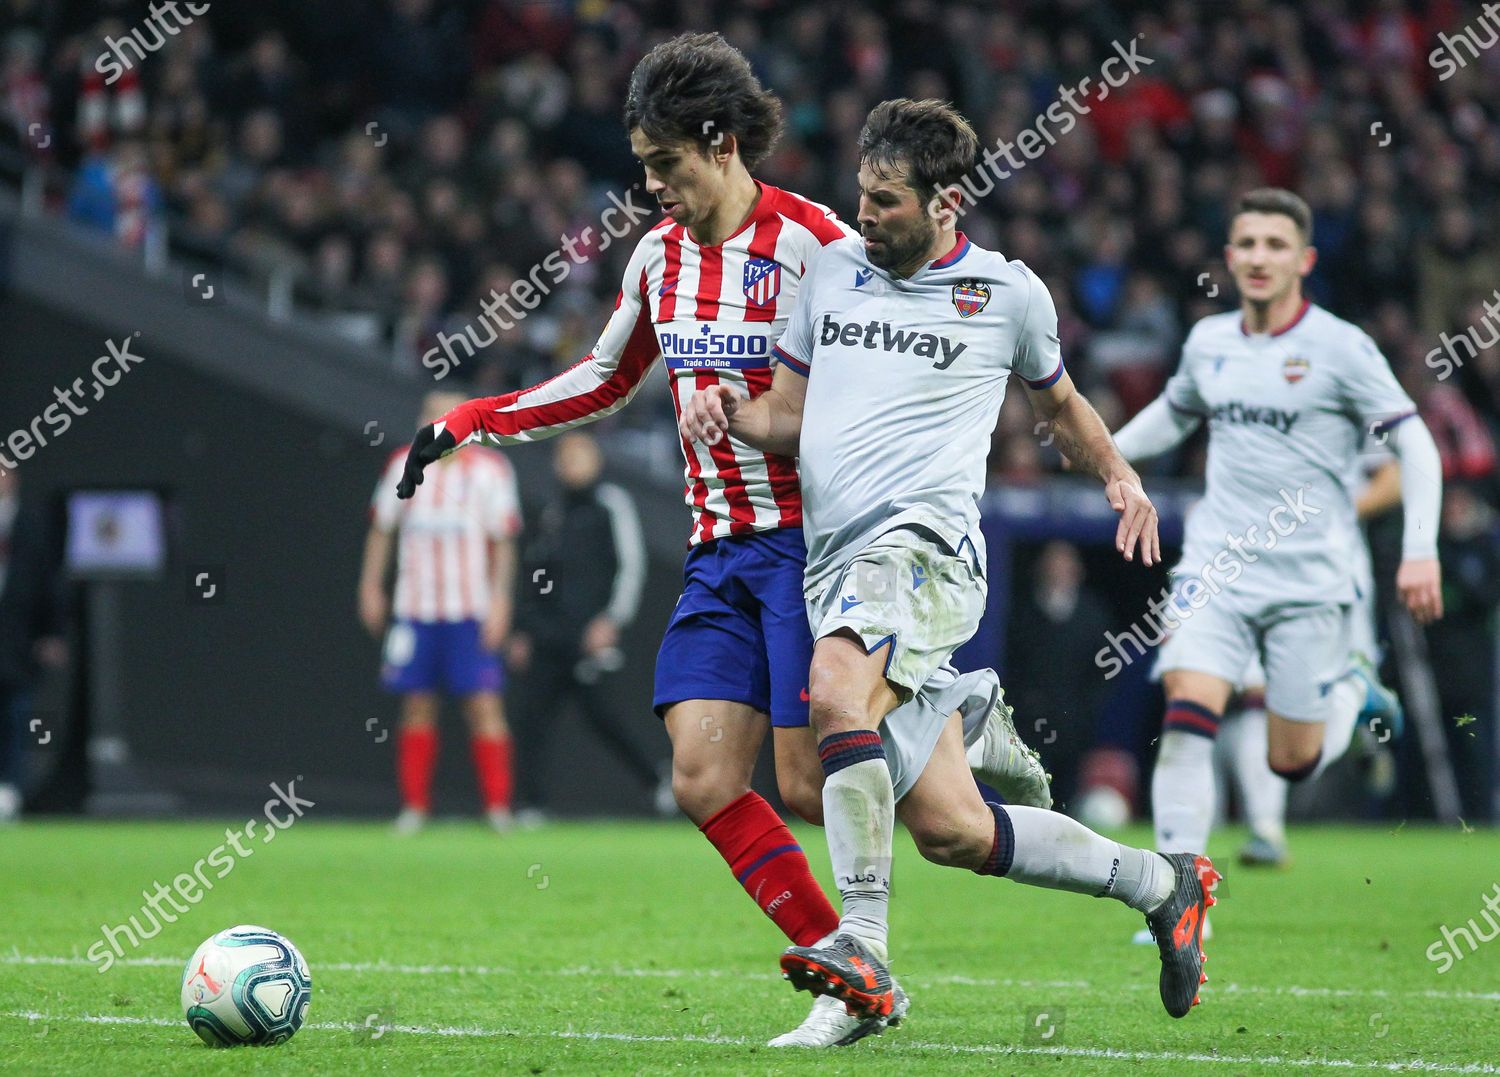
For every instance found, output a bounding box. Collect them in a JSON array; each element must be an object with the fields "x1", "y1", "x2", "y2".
[{"x1": 623, "y1": 32, "x2": 783, "y2": 169}]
